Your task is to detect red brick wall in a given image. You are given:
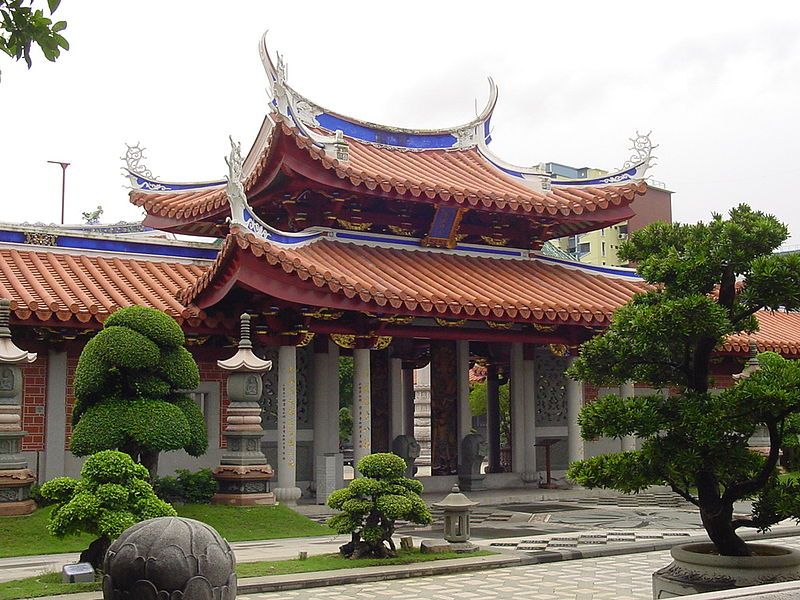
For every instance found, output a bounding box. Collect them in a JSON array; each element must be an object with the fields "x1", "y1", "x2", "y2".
[{"x1": 21, "y1": 355, "x2": 47, "y2": 451}]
